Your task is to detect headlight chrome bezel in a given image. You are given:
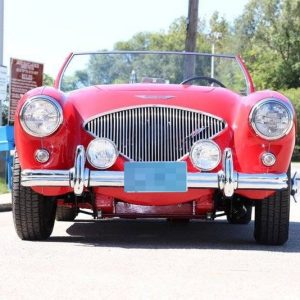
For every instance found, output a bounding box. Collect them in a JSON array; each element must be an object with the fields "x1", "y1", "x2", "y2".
[
  {"x1": 249, "y1": 98, "x2": 294, "y2": 141},
  {"x1": 20, "y1": 96, "x2": 63, "y2": 137}
]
